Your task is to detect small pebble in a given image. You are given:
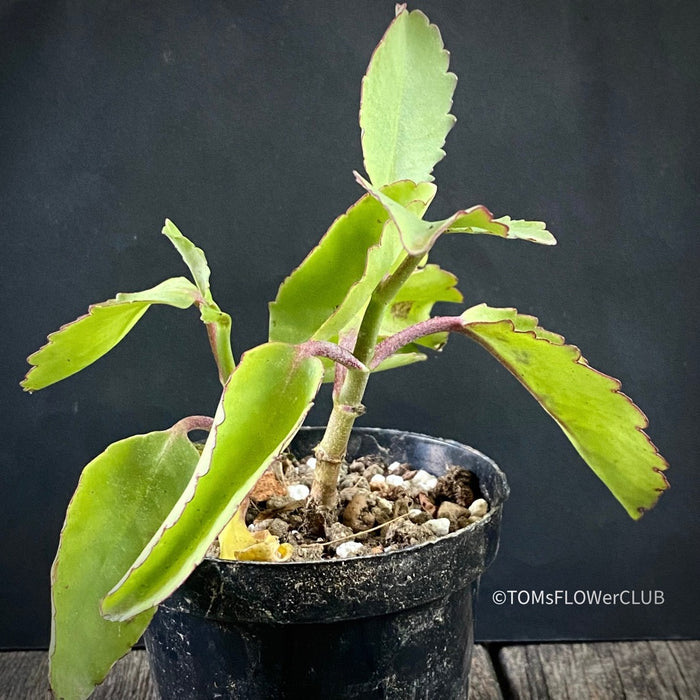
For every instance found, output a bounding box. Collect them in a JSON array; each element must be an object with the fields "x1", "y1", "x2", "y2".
[
  {"x1": 295, "y1": 543, "x2": 324, "y2": 561},
  {"x1": 336, "y1": 541, "x2": 365, "y2": 558},
  {"x1": 370, "y1": 474, "x2": 386, "y2": 485},
  {"x1": 386, "y1": 474, "x2": 405, "y2": 487},
  {"x1": 425, "y1": 518, "x2": 451, "y2": 537},
  {"x1": 339, "y1": 486, "x2": 359, "y2": 503},
  {"x1": 327, "y1": 522, "x2": 354, "y2": 542},
  {"x1": 267, "y1": 495, "x2": 294, "y2": 510},
  {"x1": 377, "y1": 497, "x2": 394, "y2": 512},
  {"x1": 469, "y1": 498, "x2": 488, "y2": 517},
  {"x1": 371, "y1": 498, "x2": 393, "y2": 525},
  {"x1": 387, "y1": 461, "x2": 403, "y2": 473},
  {"x1": 437, "y1": 500, "x2": 470, "y2": 531},
  {"x1": 287, "y1": 484, "x2": 310, "y2": 501},
  {"x1": 348, "y1": 459, "x2": 365, "y2": 473},
  {"x1": 249, "y1": 518, "x2": 272, "y2": 532},
  {"x1": 306, "y1": 457, "x2": 317, "y2": 469},
  {"x1": 364, "y1": 464, "x2": 385, "y2": 479},
  {"x1": 339, "y1": 473, "x2": 361, "y2": 489},
  {"x1": 354, "y1": 476, "x2": 370, "y2": 491},
  {"x1": 408, "y1": 508, "x2": 431, "y2": 525},
  {"x1": 268, "y1": 518, "x2": 290, "y2": 538},
  {"x1": 409, "y1": 469, "x2": 438, "y2": 493}
]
